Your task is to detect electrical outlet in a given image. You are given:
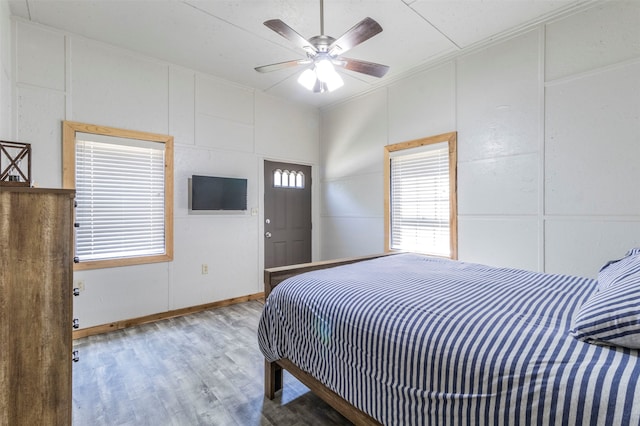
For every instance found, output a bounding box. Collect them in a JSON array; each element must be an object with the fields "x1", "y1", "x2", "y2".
[
  {"x1": 201, "y1": 264, "x2": 208, "y2": 275},
  {"x1": 74, "y1": 280, "x2": 85, "y2": 292}
]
